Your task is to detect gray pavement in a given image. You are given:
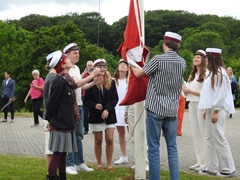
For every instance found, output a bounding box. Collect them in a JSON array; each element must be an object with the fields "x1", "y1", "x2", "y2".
[{"x1": 0, "y1": 110, "x2": 240, "y2": 178}]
